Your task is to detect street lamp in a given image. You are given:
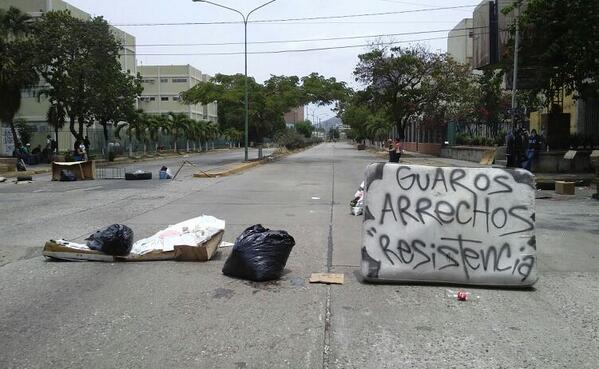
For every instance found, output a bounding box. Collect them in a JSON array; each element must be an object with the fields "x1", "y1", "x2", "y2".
[{"x1": 192, "y1": 0, "x2": 278, "y2": 161}]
